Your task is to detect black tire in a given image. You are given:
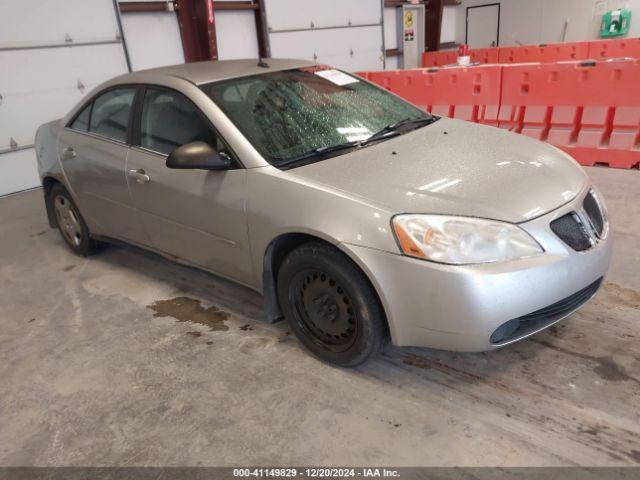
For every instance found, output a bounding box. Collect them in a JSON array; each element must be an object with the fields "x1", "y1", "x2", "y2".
[
  {"x1": 277, "y1": 242, "x2": 385, "y2": 367},
  {"x1": 50, "y1": 184, "x2": 101, "y2": 256}
]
